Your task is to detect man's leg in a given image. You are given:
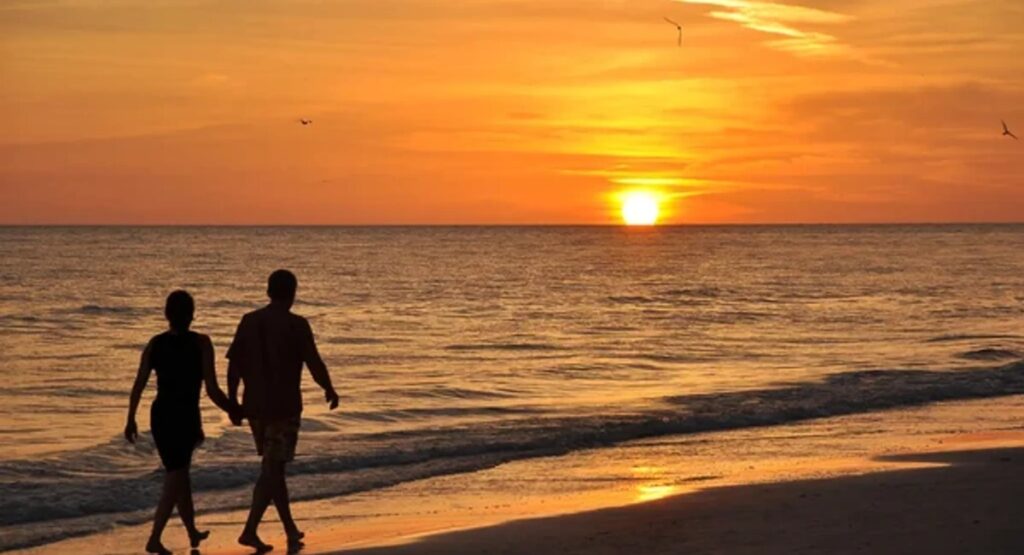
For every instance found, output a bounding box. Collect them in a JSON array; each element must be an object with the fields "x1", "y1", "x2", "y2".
[
  {"x1": 238, "y1": 457, "x2": 275, "y2": 552},
  {"x1": 239, "y1": 462, "x2": 274, "y2": 551},
  {"x1": 270, "y1": 461, "x2": 302, "y2": 541},
  {"x1": 239, "y1": 420, "x2": 274, "y2": 551}
]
